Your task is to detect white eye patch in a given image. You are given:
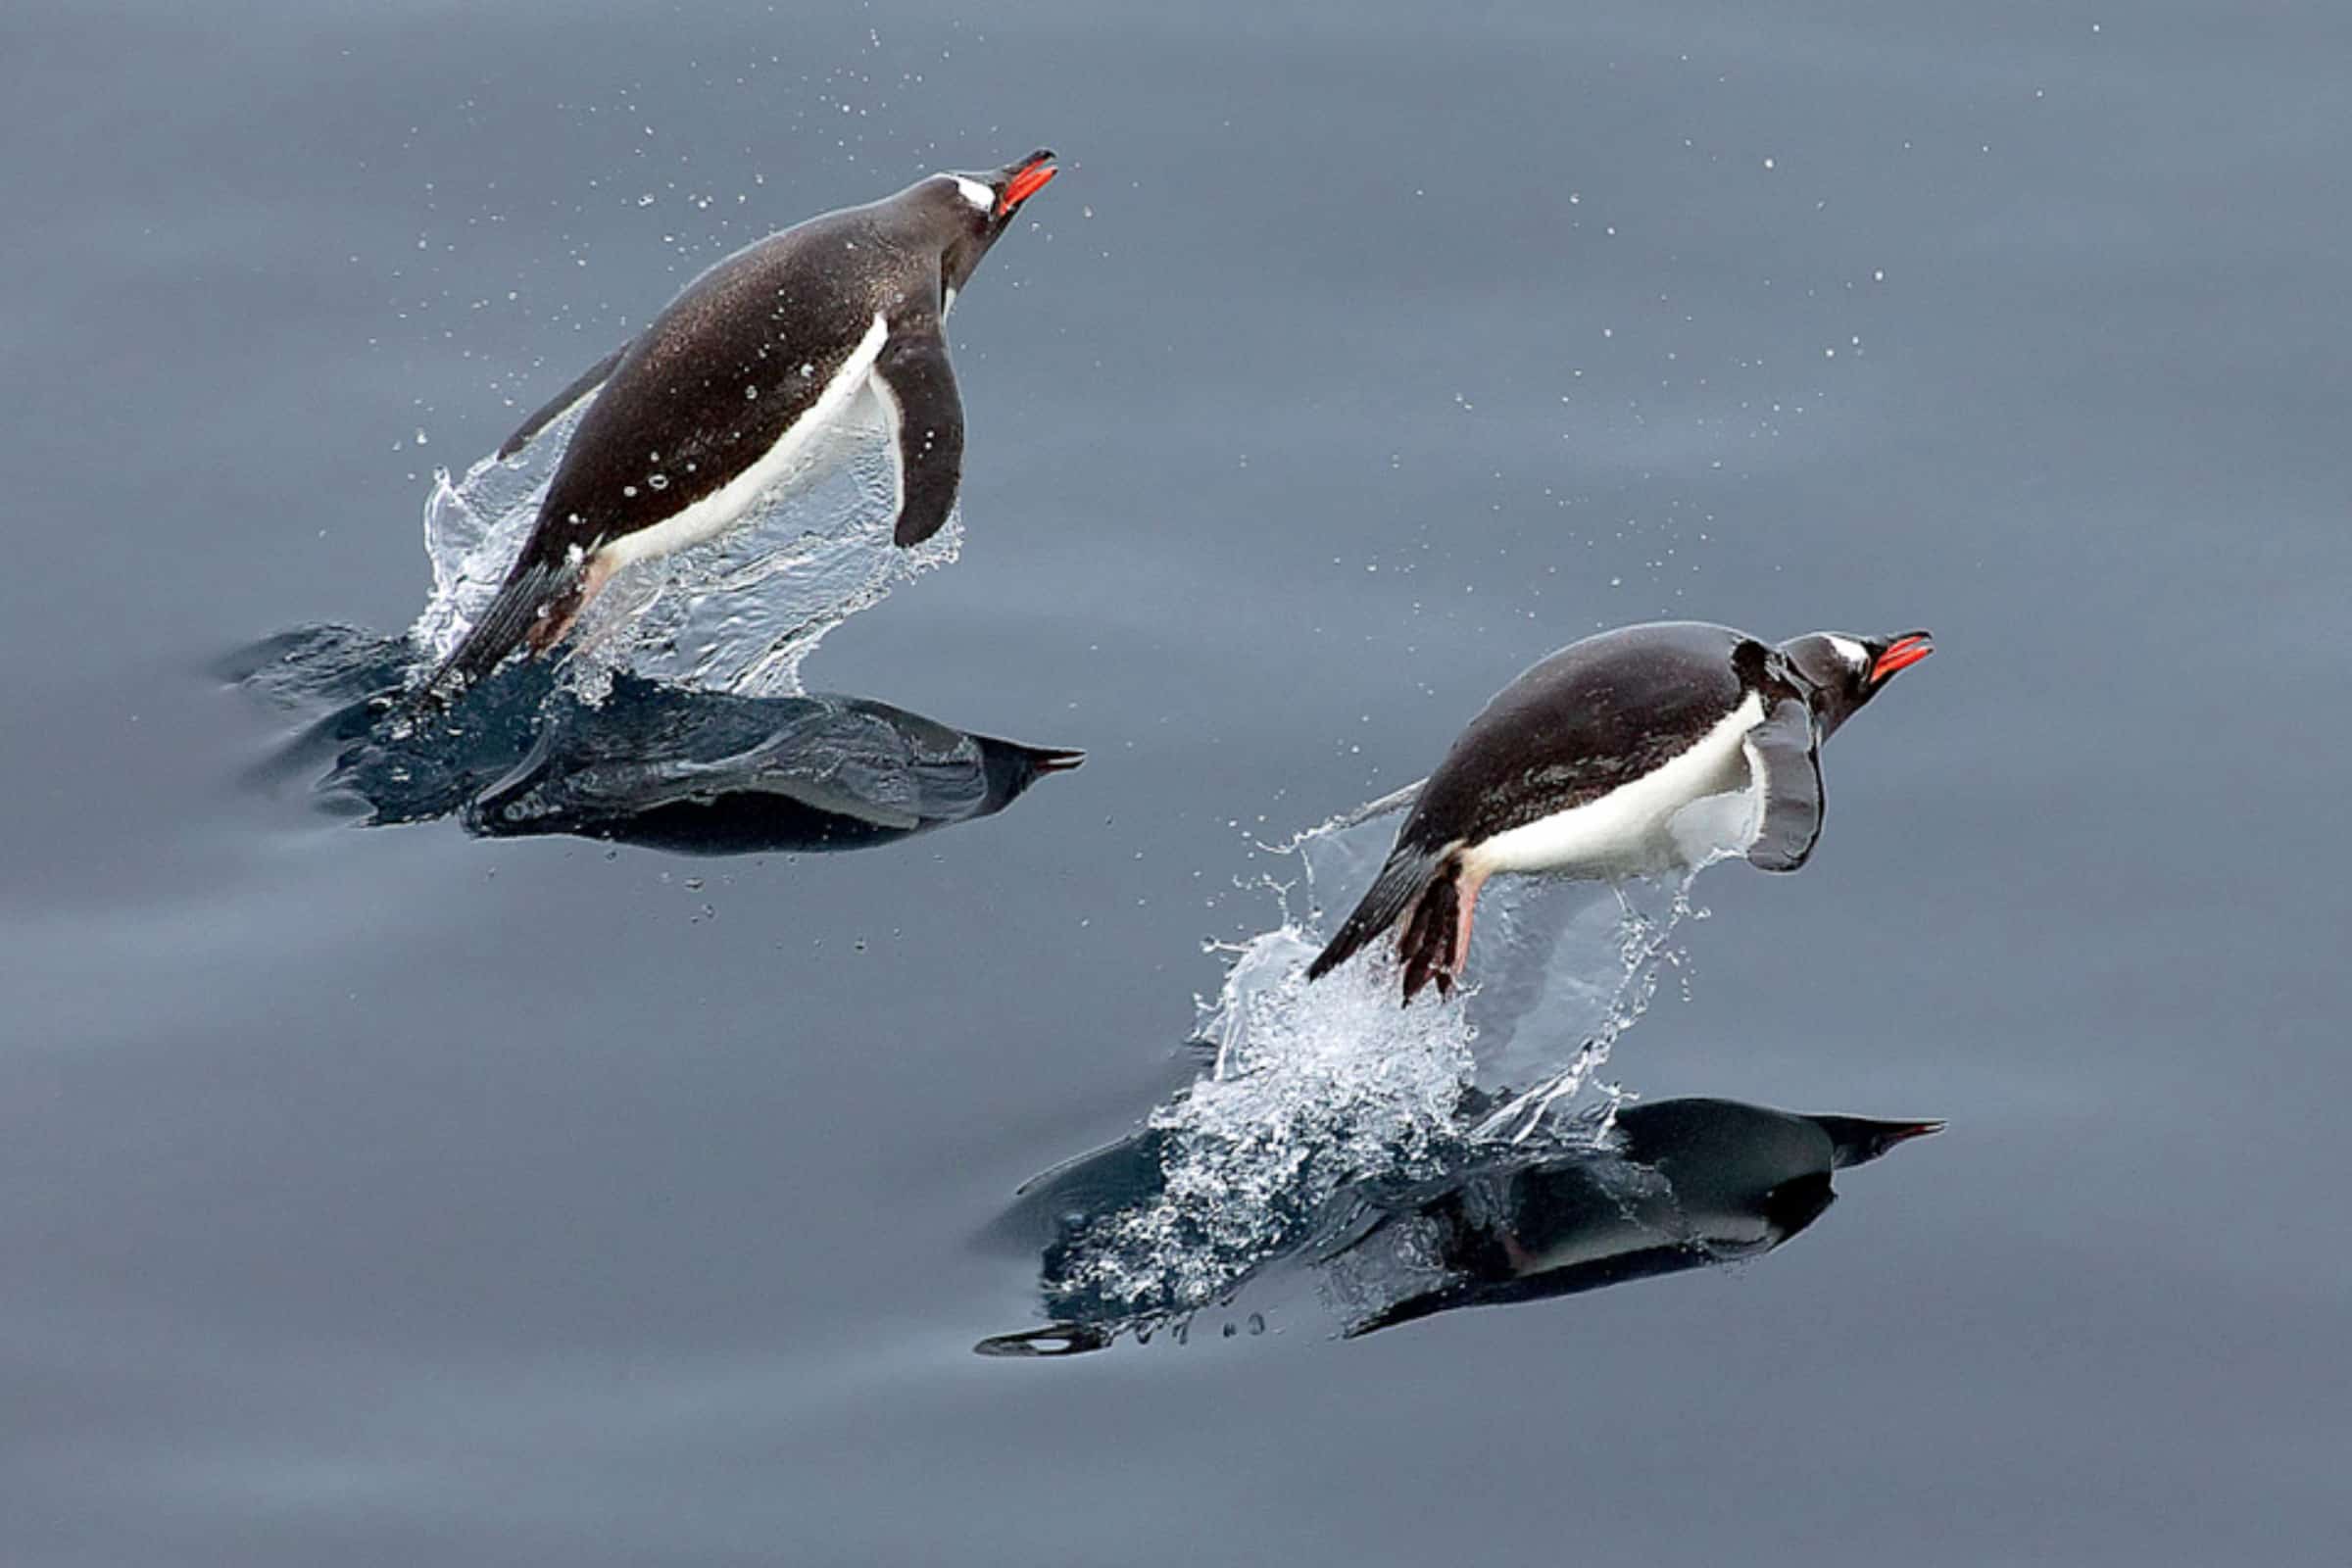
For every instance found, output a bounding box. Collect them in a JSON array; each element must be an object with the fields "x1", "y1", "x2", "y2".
[
  {"x1": 953, "y1": 176, "x2": 995, "y2": 213},
  {"x1": 1828, "y1": 635, "x2": 1869, "y2": 670}
]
